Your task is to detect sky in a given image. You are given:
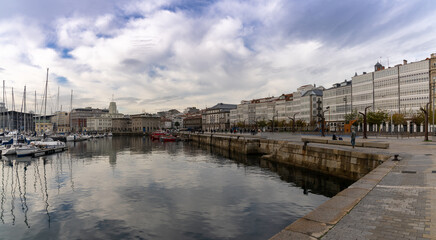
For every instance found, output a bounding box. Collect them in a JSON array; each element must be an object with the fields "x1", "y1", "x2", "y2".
[{"x1": 0, "y1": 0, "x2": 435, "y2": 114}]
